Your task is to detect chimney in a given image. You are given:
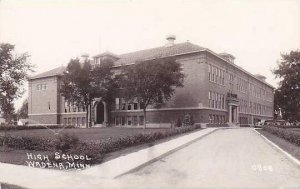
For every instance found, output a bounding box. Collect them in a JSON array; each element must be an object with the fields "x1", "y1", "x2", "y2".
[
  {"x1": 255, "y1": 74, "x2": 266, "y2": 82},
  {"x1": 219, "y1": 52, "x2": 235, "y2": 64},
  {"x1": 80, "y1": 53, "x2": 89, "y2": 63},
  {"x1": 165, "y1": 35, "x2": 176, "y2": 47}
]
